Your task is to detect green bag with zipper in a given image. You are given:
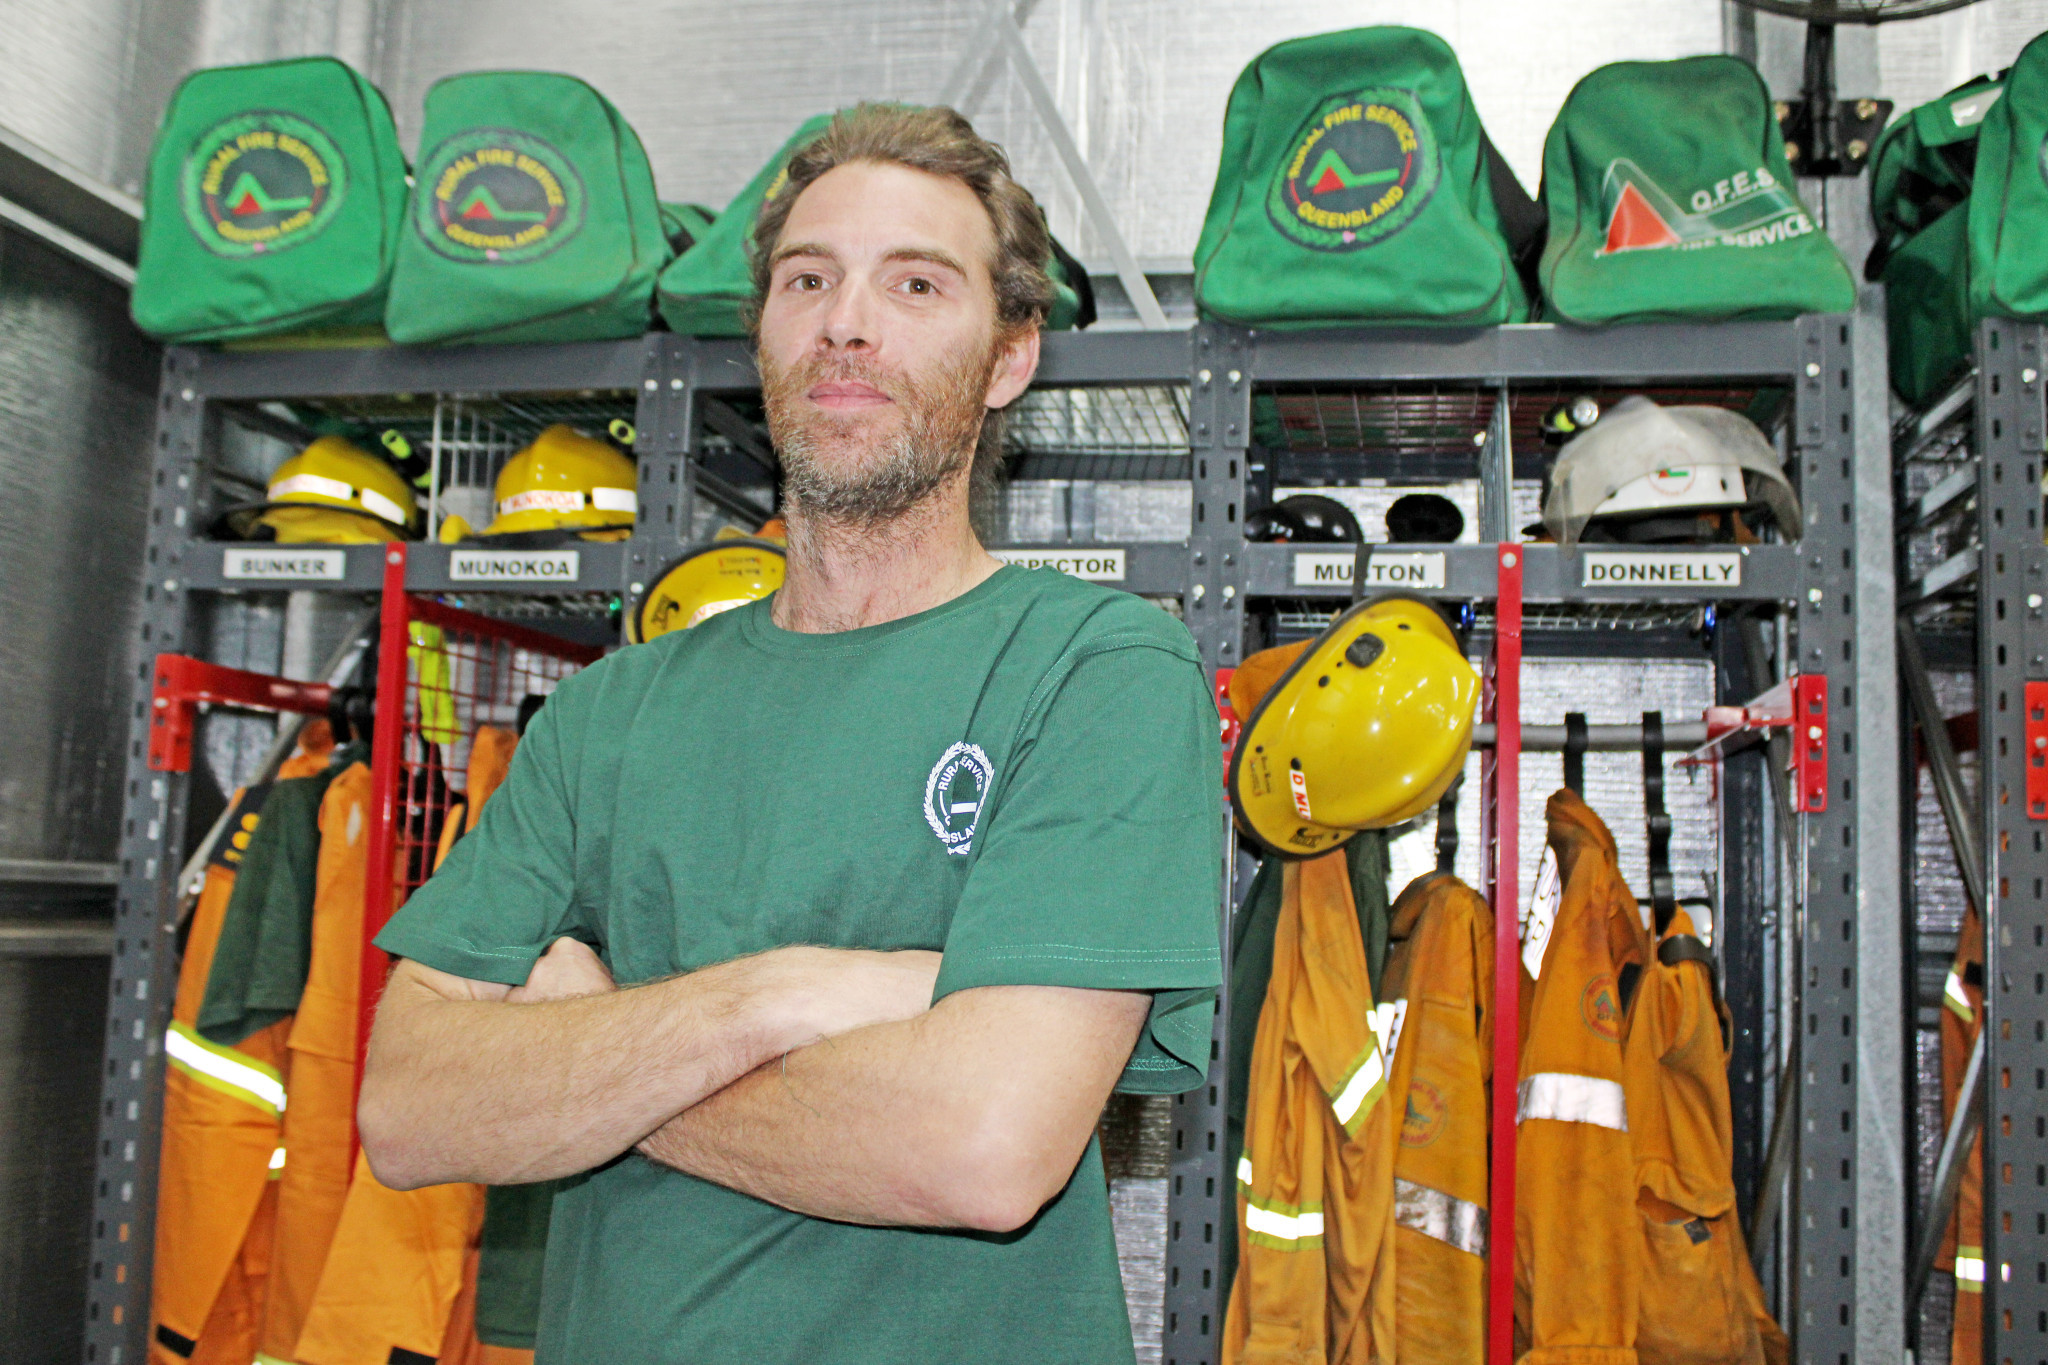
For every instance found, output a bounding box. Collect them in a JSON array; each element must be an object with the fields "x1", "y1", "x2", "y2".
[
  {"x1": 1537, "y1": 55, "x2": 1854, "y2": 325},
  {"x1": 1868, "y1": 62, "x2": 2025, "y2": 405},
  {"x1": 384, "y1": 71, "x2": 670, "y2": 346},
  {"x1": 131, "y1": 56, "x2": 408, "y2": 342},
  {"x1": 655, "y1": 109, "x2": 1092, "y2": 336},
  {"x1": 1193, "y1": 27, "x2": 1540, "y2": 328}
]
